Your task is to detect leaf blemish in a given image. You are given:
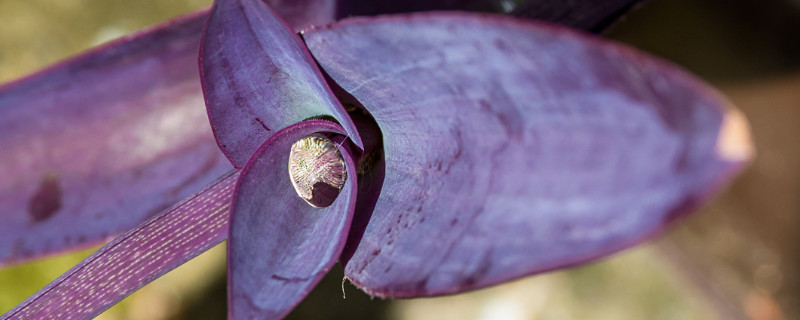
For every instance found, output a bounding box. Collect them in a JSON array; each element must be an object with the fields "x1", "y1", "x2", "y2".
[{"x1": 28, "y1": 173, "x2": 62, "y2": 223}]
